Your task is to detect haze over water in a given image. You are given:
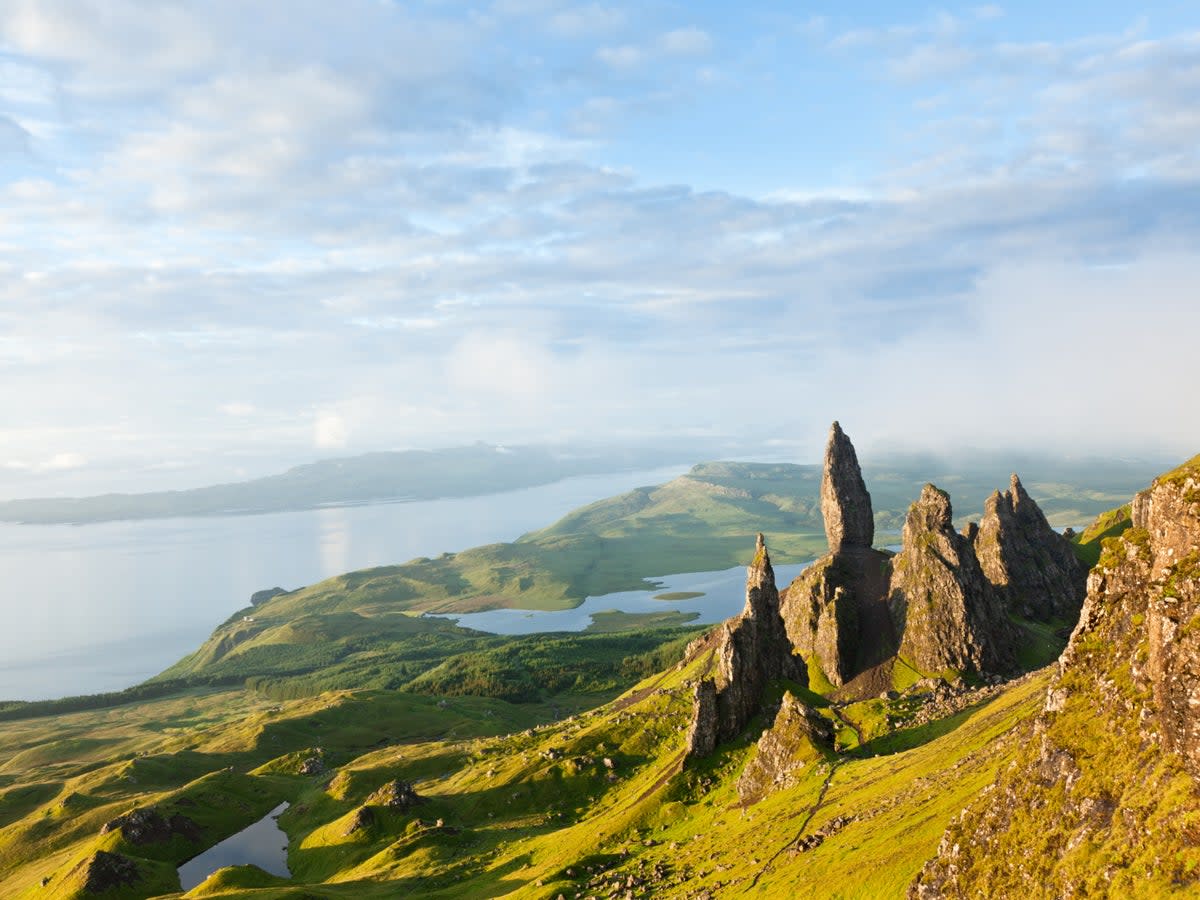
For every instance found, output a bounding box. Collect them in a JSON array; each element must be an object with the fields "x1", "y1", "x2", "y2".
[{"x1": 0, "y1": 467, "x2": 689, "y2": 701}]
